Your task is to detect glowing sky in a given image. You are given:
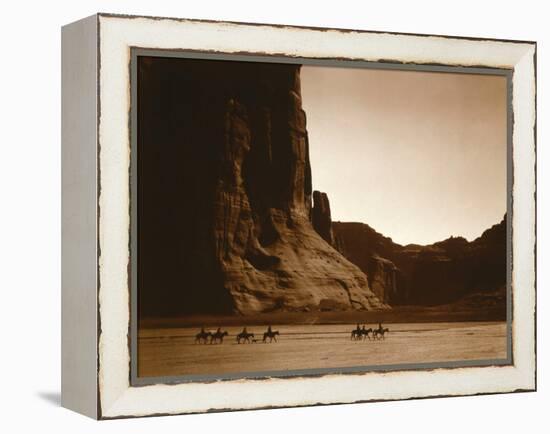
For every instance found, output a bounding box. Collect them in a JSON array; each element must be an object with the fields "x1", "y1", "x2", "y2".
[{"x1": 301, "y1": 66, "x2": 507, "y2": 246}]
